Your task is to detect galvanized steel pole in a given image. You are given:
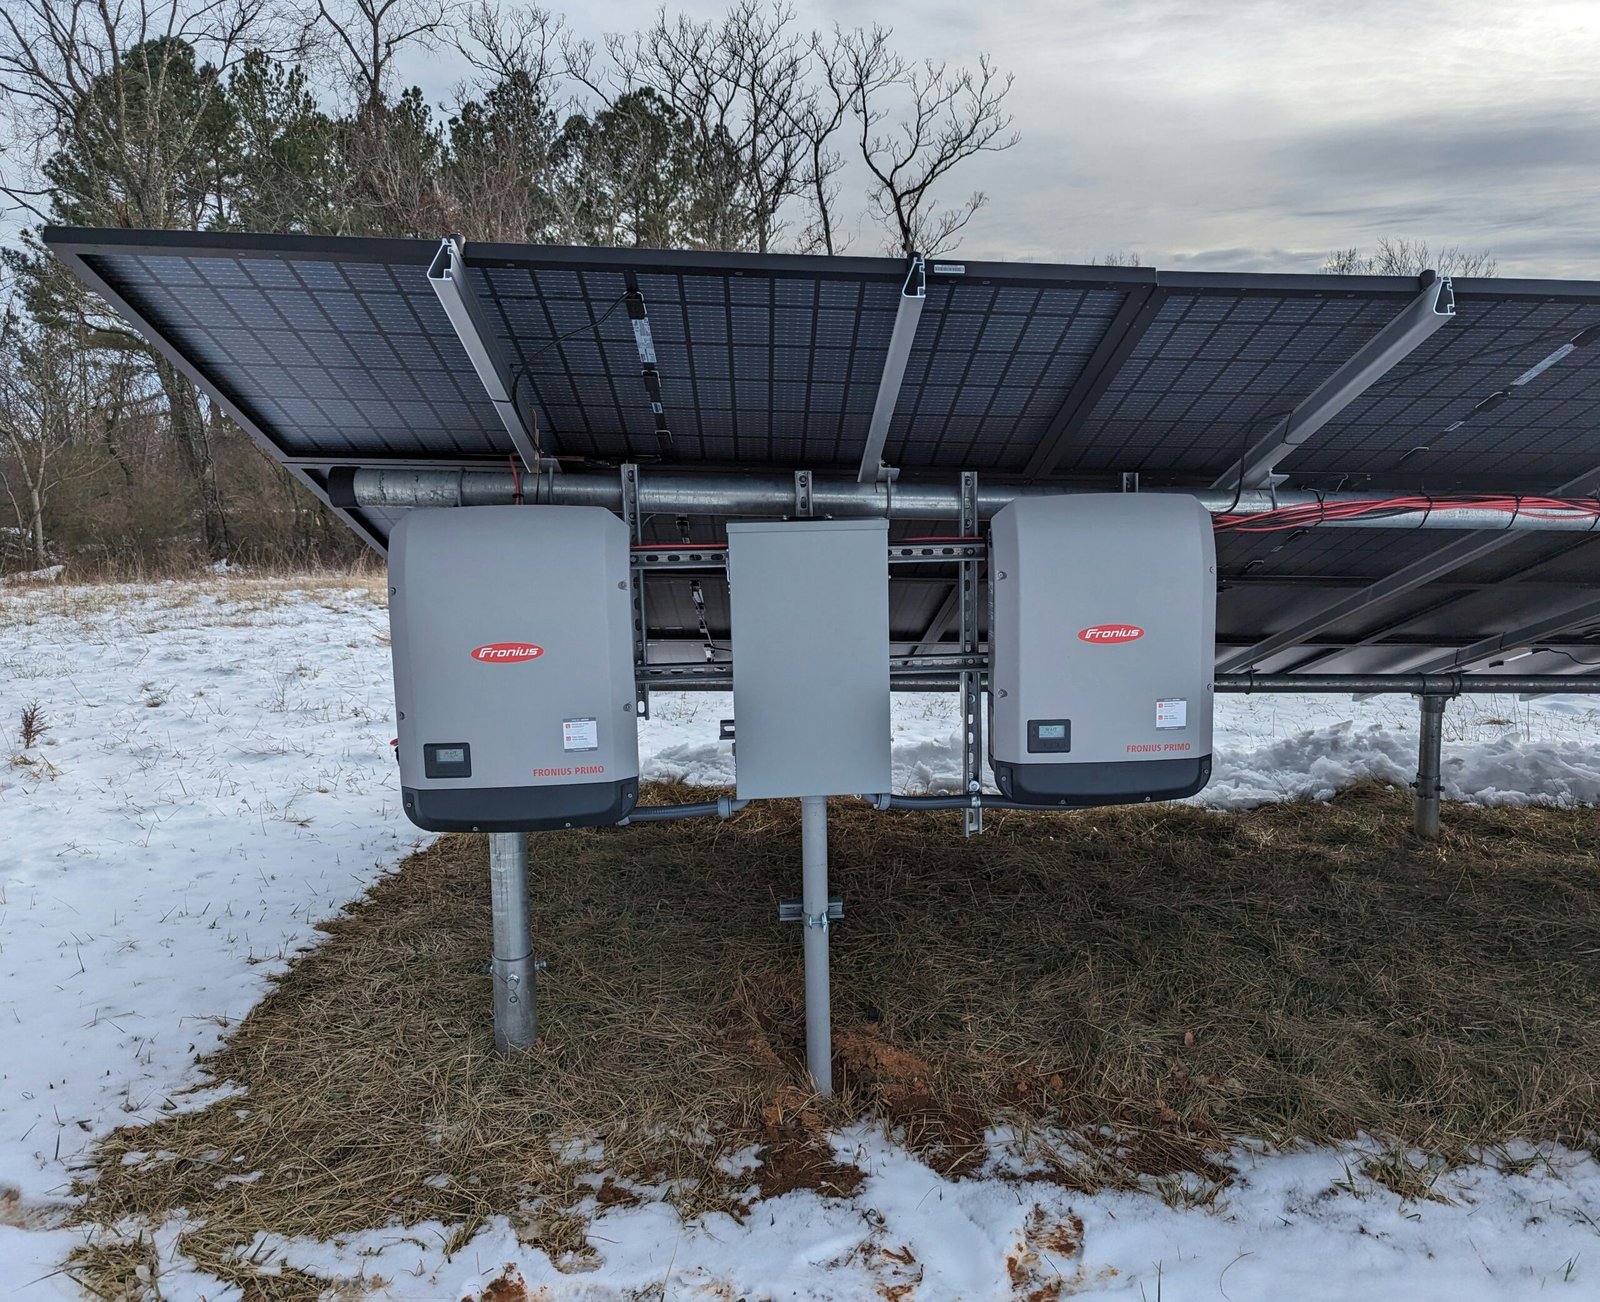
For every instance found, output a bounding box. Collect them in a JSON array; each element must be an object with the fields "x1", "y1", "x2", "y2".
[
  {"x1": 800, "y1": 796, "x2": 834, "y2": 1095},
  {"x1": 1414, "y1": 696, "x2": 1446, "y2": 839},
  {"x1": 488, "y1": 831, "x2": 538, "y2": 1054}
]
